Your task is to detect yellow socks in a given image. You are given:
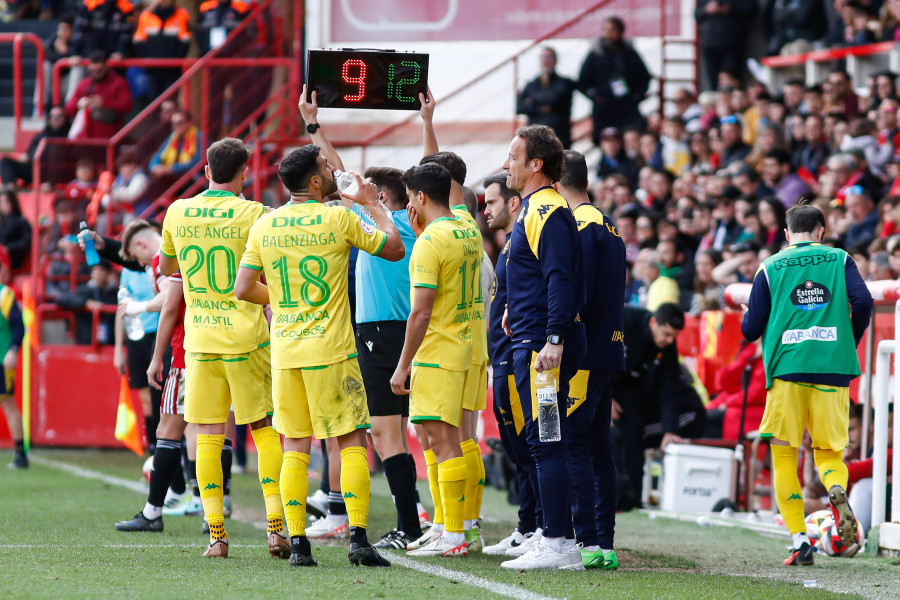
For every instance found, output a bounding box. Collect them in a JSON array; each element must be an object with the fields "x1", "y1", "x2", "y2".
[
  {"x1": 771, "y1": 445, "x2": 805, "y2": 535},
  {"x1": 251, "y1": 426, "x2": 285, "y2": 535},
  {"x1": 281, "y1": 451, "x2": 310, "y2": 536},
  {"x1": 814, "y1": 448, "x2": 849, "y2": 491},
  {"x1": 424, "y1": 448, "x2": 443, "y2": 526},
  {"x1": 340, "y1": 446, "x2": 370, "y2": 528},
  {"x1": 197, "y1": 434, "x2": 226, "y2": 541},
  {"x1": 460, "y1": 438, "x2": 484, "y2": 522},
  {"x1": 438, "y1": 456, "x2": 467, "y2": 534}
]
